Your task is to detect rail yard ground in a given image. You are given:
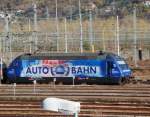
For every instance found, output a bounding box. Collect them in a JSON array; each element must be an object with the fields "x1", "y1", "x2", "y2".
[
  {"x1": 0, "y1": 59, "x2": 149, "y2": 117},
  {"x1": 128, "y1": 59, "x2": 150, "y2": 79},
  {"x1": 1, "y1": 84, "x2": 150, "y2": 117}
]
